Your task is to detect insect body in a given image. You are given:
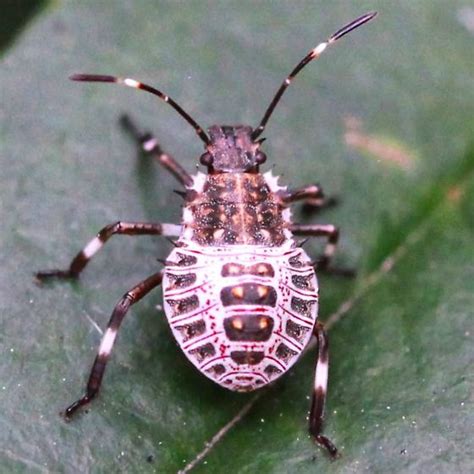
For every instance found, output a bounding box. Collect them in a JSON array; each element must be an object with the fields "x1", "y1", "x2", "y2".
[
  {"x1": 164, "y1": 241, "x2": 318, "y2": 391},
  {"x1": 36, "y1": 12, "x2": 377, "y2": 458}
]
